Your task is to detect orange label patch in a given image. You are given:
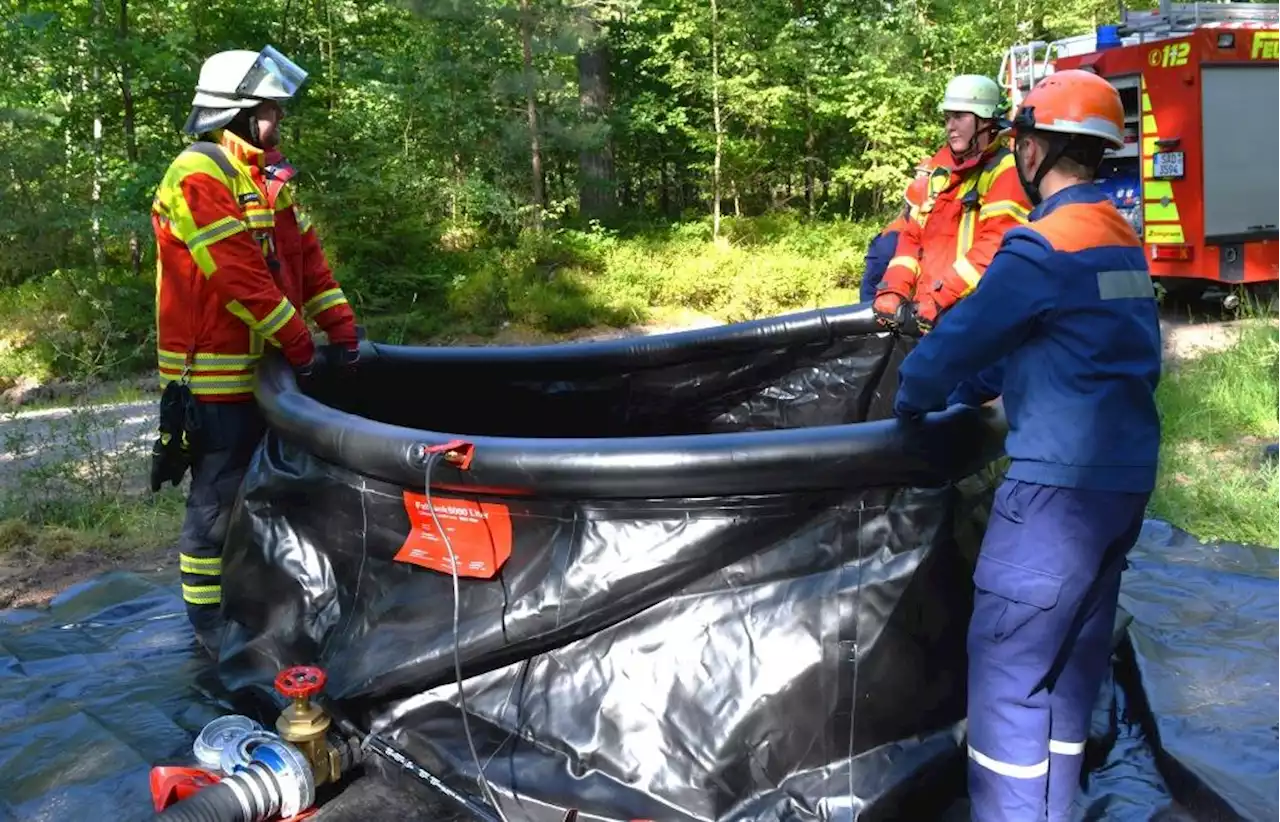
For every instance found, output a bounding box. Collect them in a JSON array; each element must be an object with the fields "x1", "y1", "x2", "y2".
[{"x1": 395, "y1": 493, "x2": 513, "y2": 579}]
